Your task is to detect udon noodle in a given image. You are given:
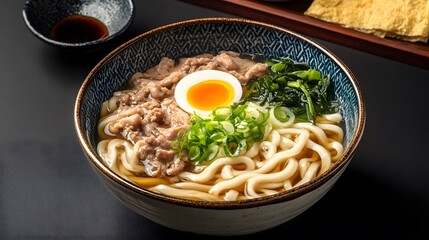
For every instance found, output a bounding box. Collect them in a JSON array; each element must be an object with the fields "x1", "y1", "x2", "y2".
[{"x1": 96, "y1": 51, "x2": 344, "y2": 201}]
